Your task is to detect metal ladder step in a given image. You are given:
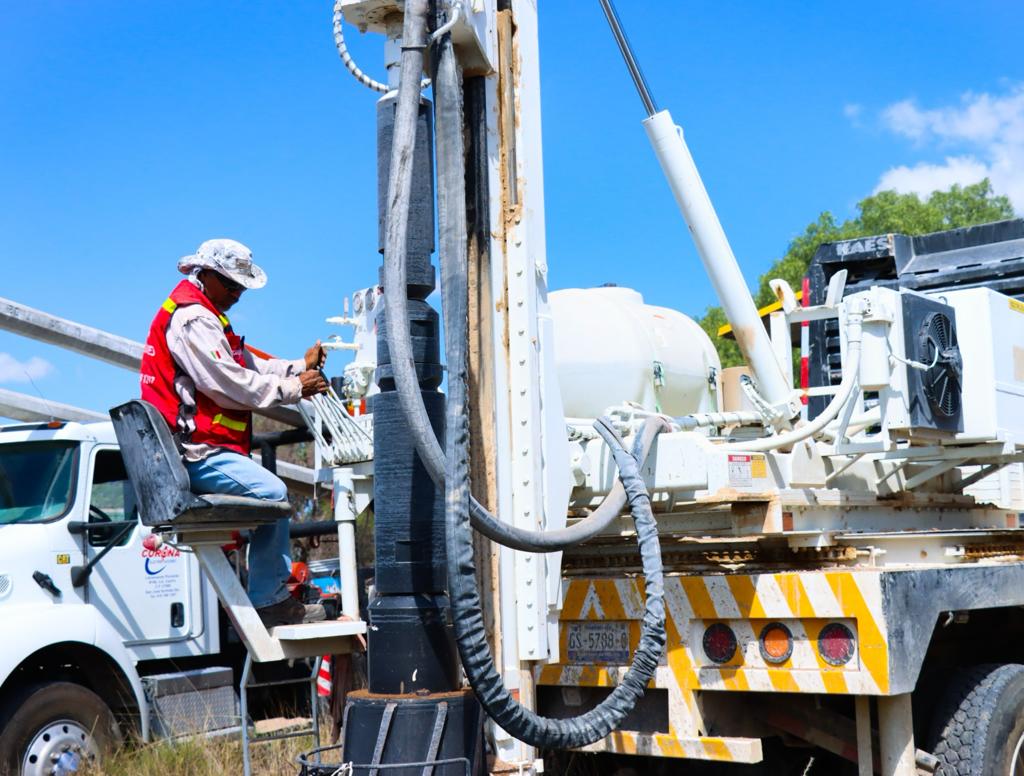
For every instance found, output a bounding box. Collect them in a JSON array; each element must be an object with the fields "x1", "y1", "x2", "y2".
[{"x1": 191, "y1": 542, "x2": 366, "y2": 662}]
